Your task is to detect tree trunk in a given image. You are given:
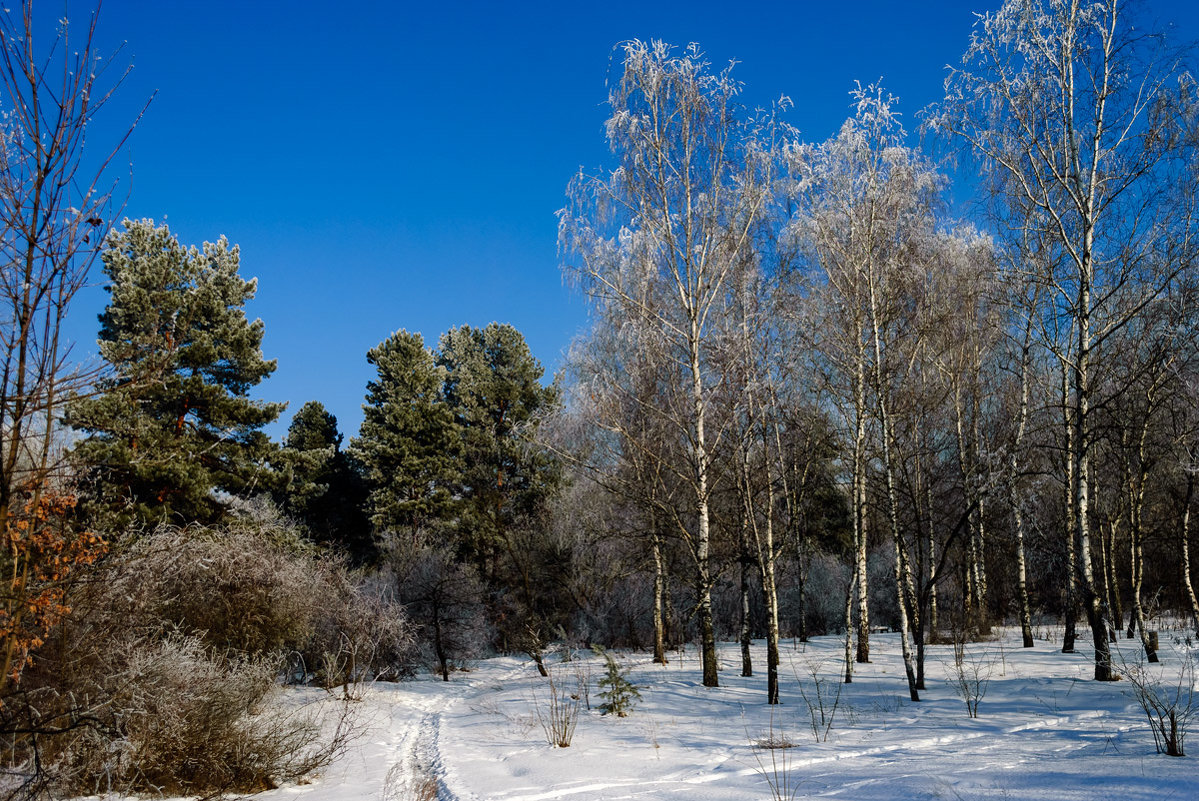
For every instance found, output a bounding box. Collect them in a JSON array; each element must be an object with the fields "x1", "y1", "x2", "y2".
[
  {"x1": 760, "y1": 486, "x2": 781, "y2": 704},
  {"x1": 1075, "y1": 245, "x2": 1116, "y2": 681},
  {"x1": 433, "y1": 601, "x2": 449, "y2": 682},
  {"x1": 1098, "y1": 520, "x2": 1117, "y2": 641},
  {"x1": 1129, "y1": 483, "x2": 1157, "y2": 661},
  {"x1": 652, "y1": 530, "x2": 667, "y2": 665},
  {"x1": 690, "y1": 325, "x2": 718, "y2": 688},
  {"x1": 1063, "y1": 362, "x2": 1078, "y2": 654},
  {"x1": 903, "y1": 535, "x2": 926, "y2": 690},
  {"x1": 843, "y1": 570, "x2": 856, "y2": 684},
  {"x1": 892, "y1": 530, "x2": 920, "y2": 701},
  {"x1": 1181, "y1": 475, "x2": 1199, "y2": 640},
  {"x1": 972, "y1": 396, "x2": 989, "y2": 630},
  {"x1": 1013, "y1": 496, "x2": 1034, "y2": 648},
  {"x1": 954, "y1": 390, "x2": 986, "y2": 630},
  {"x1": 1011, "y1": 293, "x2": 1035, "y2": 649},
  {"x1": 739, "y1": 542, "x2": 753, "y2": 678},
  {"x1": 663, "y1": 567, "x2": 678, "y2": 651},
  {"x1": 1129, "y1": 392, "x2": 1158, "y2": 661},
  {"x1": 739, "y1": 444, "x2": 754, "y2": 678},
  {"x1": 796, "y1": 532, "x2": 809, "y2": 643},
  {"x1": 869, "y1": 276, "x2": 918, "y2": 701},
  {"x1": 854, "y1": 343, "x2": 871, "y2": 664},
  {"x1": 927, "y1": 481, "x2": 938, "y2": 640},
  {"x1": 745, "y1": 411, "x2": 784, "y2": 704}
]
